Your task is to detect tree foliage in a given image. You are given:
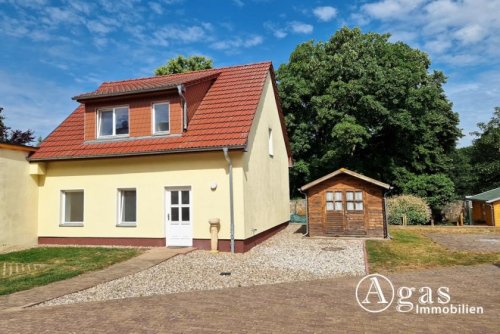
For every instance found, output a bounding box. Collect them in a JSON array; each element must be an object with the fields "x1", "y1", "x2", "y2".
[
  {"x1": 0, "y1": 108, "x2": 35, "y2": 145},
  {"x1": 155, "y1": 55, "x2": 213, "y2": 75},
  {"x1": 276, "y1": 27, "x2": 461, "y2": 195},
  {"x1": 402, "y1": 173, "x2": 455, "y2": 210},
  {"x1": 448, "y1": 108, "x2": 500, "y2": 196},
  {"x1": 469, "y1": 107, "x2": 500, "y2": 192}
]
